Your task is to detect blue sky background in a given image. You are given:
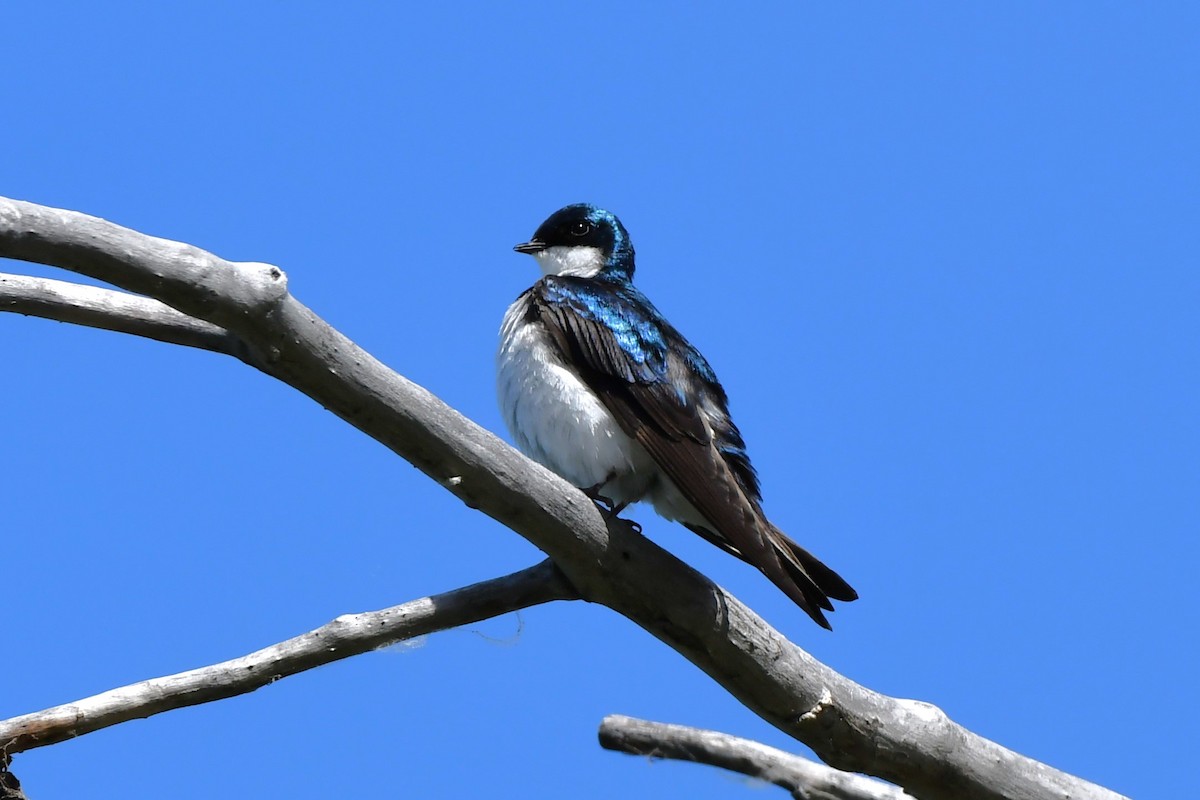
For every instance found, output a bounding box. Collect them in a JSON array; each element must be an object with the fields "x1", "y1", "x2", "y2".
[{"x1": 2, "y1": 4, "x2": 1195, "y2": 798}]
